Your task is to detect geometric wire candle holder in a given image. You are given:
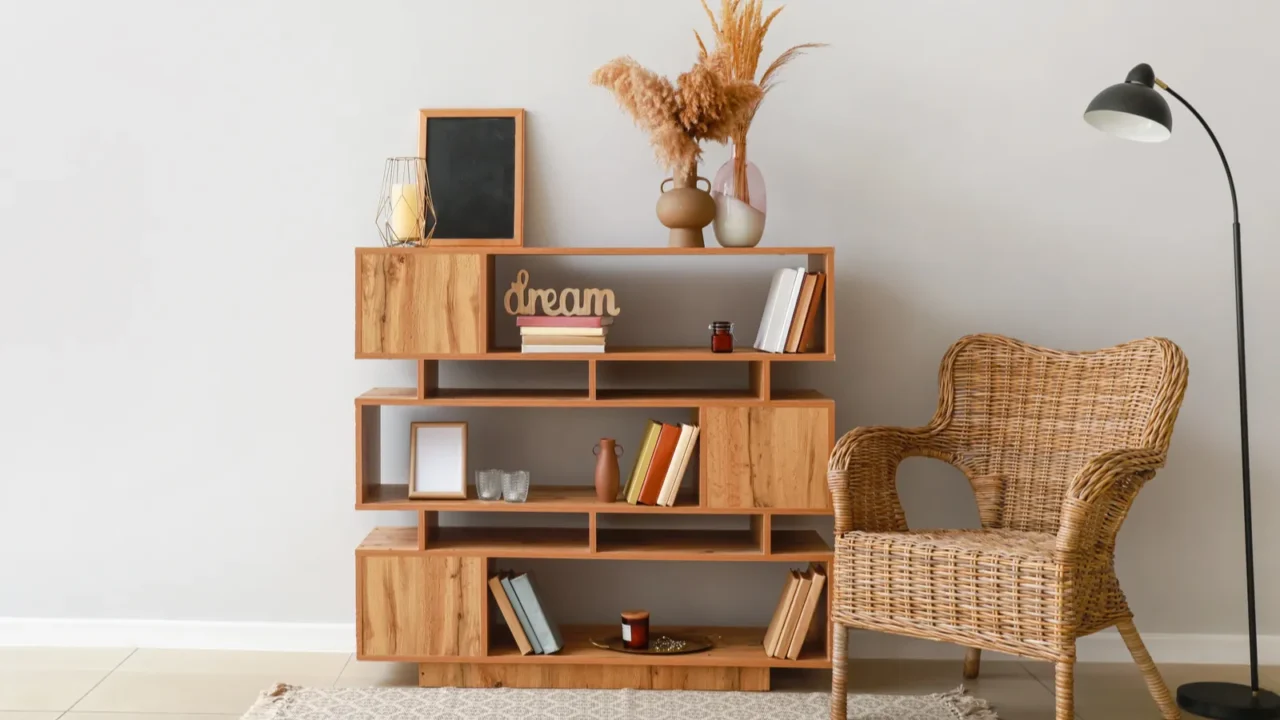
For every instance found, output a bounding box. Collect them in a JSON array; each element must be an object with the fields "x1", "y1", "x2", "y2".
[{"x1": 375, "y1": 157, "x2": 437, "y2": 247}]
